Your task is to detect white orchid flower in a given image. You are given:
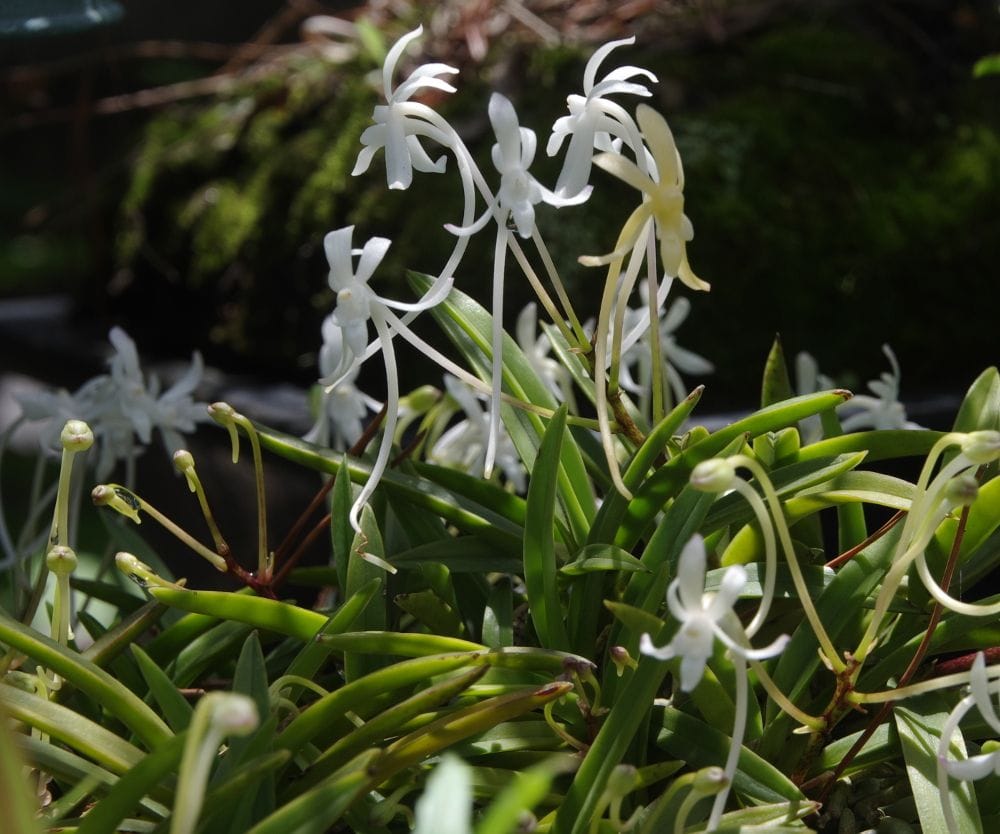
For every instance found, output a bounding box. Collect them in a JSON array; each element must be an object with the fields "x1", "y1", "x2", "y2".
[
  {"x1": 429, "y1": 376, "x2": 526, "y2": 493},
  {"x1": 944, "y1": 653, "x2": 1000, "y2": 780},
  {"x1": 444, "y1": 93, "x2": 587, "y2": 480},
  {"x1": 19, "y1": 328, "x2": 206, "y2": 480},
  {"x1": 619, "y1": 294, "x2": 713, "y2": 411},
  {"x1": 351, "y1": 26, "x2": 458, "y2": 191},
  {"x1": 305, "y1": 314, "x2": 381, "y2": 450},
  {"x1": 794, "y1": 351, "x2": 837, "y2": 444},
  {"x1": 582, "y1": 104, "x2": 707, "y2": 292},
  {"x1": 937, "y1": 653, "x2": 1000, "y2": 833},
  {"x1": 639, "y1": 535, "x2": 789, "y2": 692},
  {"x1": 452, "y1": 93, "x2": 589, "y2": 240},
  {"x1": 839, "y1": 344, "x2": 921, "y2": 432},
  {"x1": 516, "y1": 302, "x2": 573, "y2": 406},
  {"x1": 548, "y1": 36, "x2": 657, "y2": 199},
  {"x1": 322, "y1": 226, "x2": 450, "y2": 541}
]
